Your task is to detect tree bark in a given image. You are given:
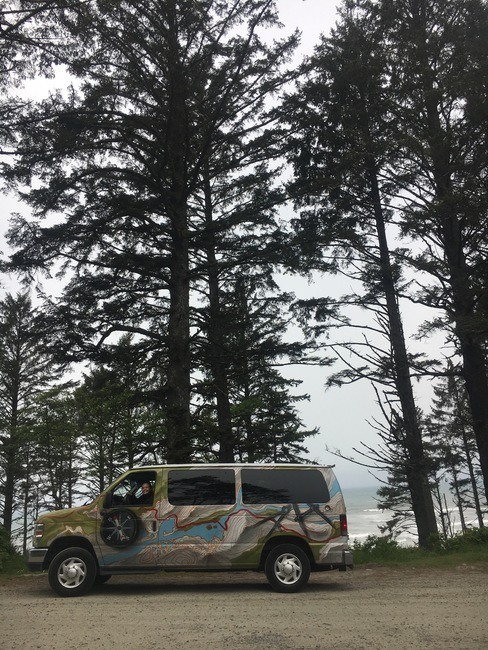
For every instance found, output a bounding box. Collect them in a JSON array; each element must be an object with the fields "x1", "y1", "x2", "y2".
[
  {"x1": 203, "y1": 171, "x2": 234, "y2": 462},
  {"x1": 366, "y1": 156, "x2": 438, "y2": 548},
  {"x1": 164, "y1": 7, "x2": 192, "y2": 462}
]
